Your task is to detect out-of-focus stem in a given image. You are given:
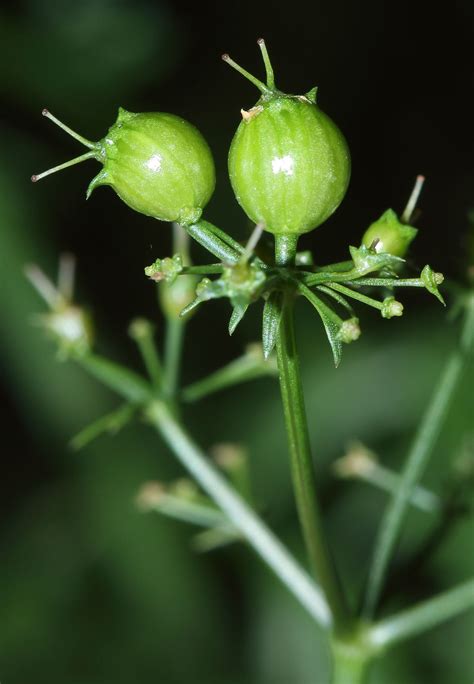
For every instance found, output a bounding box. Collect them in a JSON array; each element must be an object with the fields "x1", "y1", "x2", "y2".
[{"x1": 363, "y1": 293, "x2": 474, "y2": 619}]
